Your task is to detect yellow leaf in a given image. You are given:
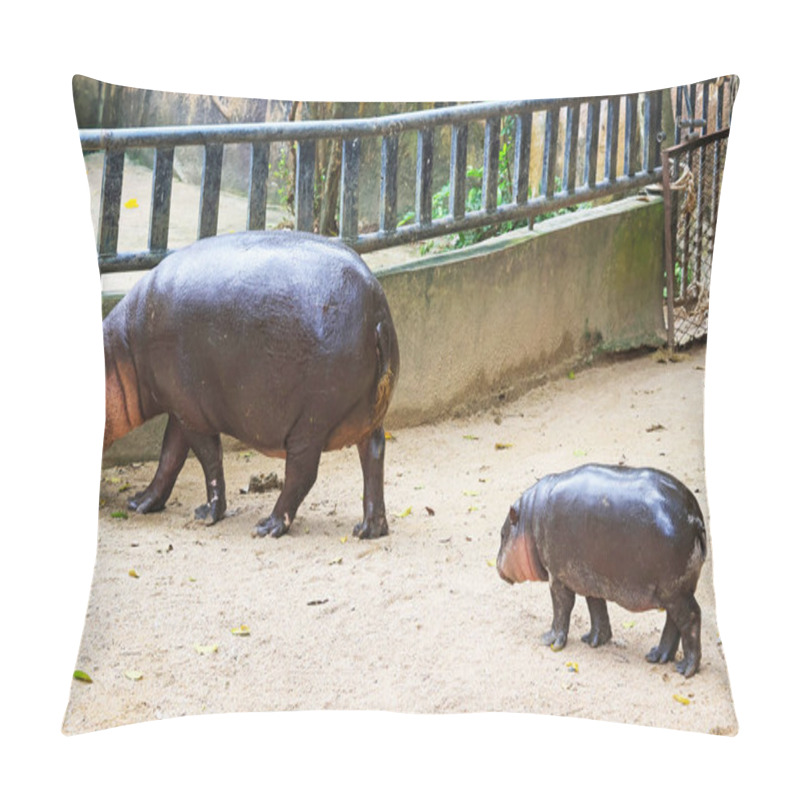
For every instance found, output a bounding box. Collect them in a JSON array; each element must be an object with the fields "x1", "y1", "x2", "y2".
[
  {"x1": 194, "y1": 643, "x2": 219, "y2": 655},
  {"x1": 128, "y1": 569, "x2": 139, "y2": 579},
  {"x1": 463, "y1": 490, "x2": 478, "y2": 496},
  {"x1": 495, "y1": 442, "x2": 513, "y2": 450},
  {"x1": 467, "y1": 505, "x2": 479, "y2": 512},
  {"x1": 230, "y1": 625, "x2": 250, "y2": 637},
  {"x1": 673, "y1": 694, "x2": 691, "y2": 706},
  {"x1": 124, "y1": 197, "x2": 139, "y2": 209},
  {"x1": 384, "y1": 431, "x2": 395, "y2": 440},
  {"x1": 339, "y1": 536, "x2": 348, "y2": 544},
  {"x1": 486, "y1": 559, "x2": 496, "y2": 567},
  {"x1": 566, "y1": 661, "x2": 579, "y2": 673},
  {"x1": 398, "y1": 507, "x2": 412, "y2": 518},
  {"x1": 622, "y1": 620, "x2": 636, "y2": 629},
  {"x1": 124, "y1": 670, "x2": 143, "y2": 681}
]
